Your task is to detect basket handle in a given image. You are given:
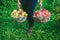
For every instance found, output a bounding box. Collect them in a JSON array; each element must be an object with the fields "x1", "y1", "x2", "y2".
[
  {"x1": 17, "y1": 0, "x2": 21, "y2": 10},
  {"x1": 38, "y1": 0, "x2": 43, "y2": 10}
]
